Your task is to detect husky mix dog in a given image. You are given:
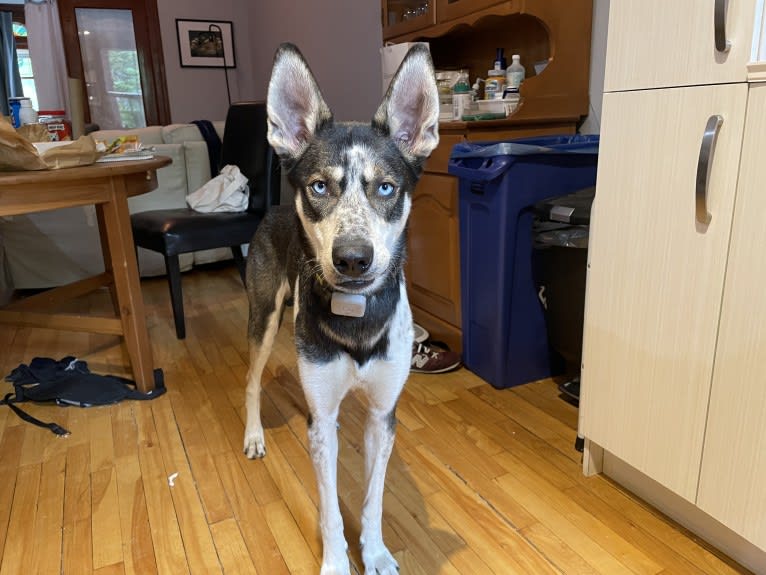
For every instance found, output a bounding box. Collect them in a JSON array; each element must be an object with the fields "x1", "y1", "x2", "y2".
[{"x1": 242, "y1": 43, "x2": 439, "y2": 574}]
